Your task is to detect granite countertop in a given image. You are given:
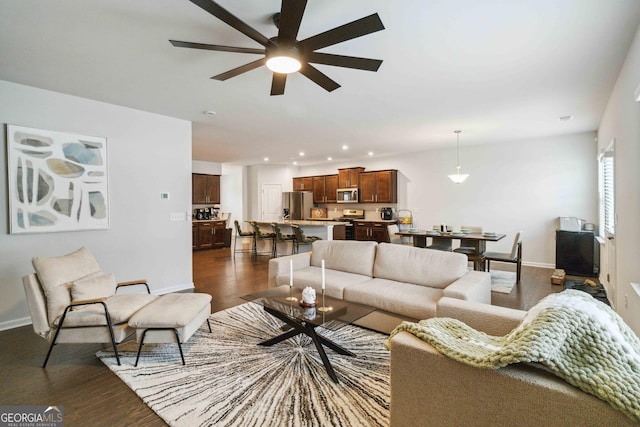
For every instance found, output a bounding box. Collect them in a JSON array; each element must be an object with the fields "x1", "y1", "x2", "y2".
[
  {"x1": 192, "y1": 218, "x2": 226, "y2": 223},
  {"x1": 252, "y1": 220, "x2": 351, "y2": 226},
  {"x1": 354, "y1": 219, "x2": 398, "y2": 223}
]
